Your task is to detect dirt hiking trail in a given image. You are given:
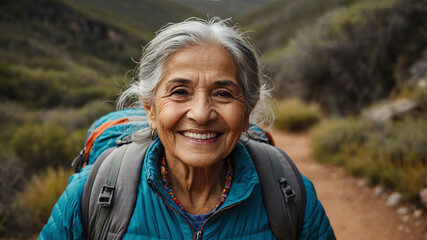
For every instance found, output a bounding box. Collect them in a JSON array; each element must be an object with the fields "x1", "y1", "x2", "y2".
[{"x1": 269, "y1": 128, "x2": 426, "y2": 240}]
